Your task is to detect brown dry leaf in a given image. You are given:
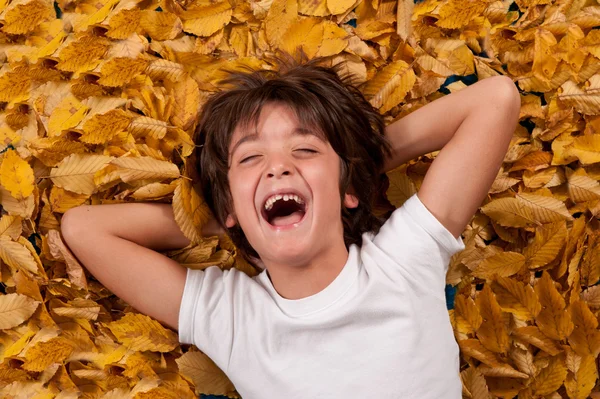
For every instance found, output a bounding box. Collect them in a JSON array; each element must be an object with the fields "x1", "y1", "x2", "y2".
[
  {"x1": 175, "y1": 350, "x2": 237, "y2": 396},
  {"x1": 180, "y1": 2, "x2": 233, "y2": 37},
  {"x1": 361, "y1": 60, "x2": 416, "y2": 113},
  {"x1": 490, "y1": 276, "x2": 541, "y2": 321},
  {"x1": 471, "y1": 251, "x2": 526, "y2": 279},
  {"x1": 103, "y1": 312, "x2": 179, "y2": 352},
  {"x1": 140, "y1": 10, "x2": 182, "y2": 41},
  {"x1": 480, "y1": 197, "x2": 537, "y2": 228},
  {"x1": 2, "y1": 0, "x2": 600, "y2": 395},
  {"x1": 534, "y1": 271, "x2": 575, "y2": 341},
  {"x1": 568, "y1": 300, "x2": 600, "y2": 358},
  {"x1": 460, "y1": 366, "x2": 491, "y2": 399},
  {"x1": 454, "y1": 294, "x2": 483, "y2": 335},
  {"x1": 98, "y1": 57, "x2": 149, "y2": 87},
  {"x1": 530, "y1": 354, "x2": 568, "y2": 397},
  {"x1": 523, "y1": 221, "x2": 567, "y2": 269},
  {"x1": 475, "y1": 285, "x2": 510, "y2": 354},
  {"x1": 0, "y1": 293, "x2": 40, "y2": 330},
  {"x1": 512, "y1": 325, "x2": 563, "y2": 356}
]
